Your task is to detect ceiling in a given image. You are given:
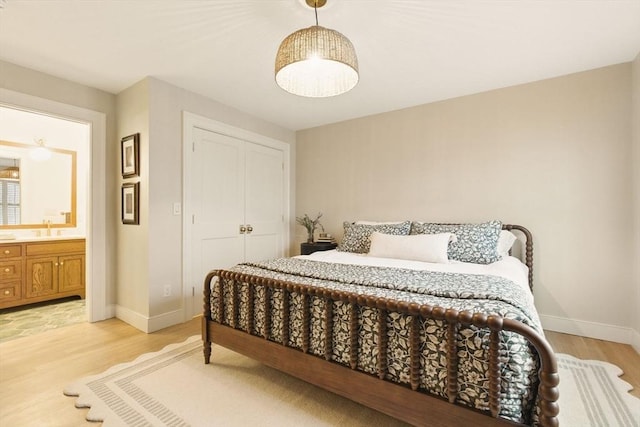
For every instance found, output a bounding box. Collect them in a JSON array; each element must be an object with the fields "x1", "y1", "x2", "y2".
[{"x1": 1, "y1": 1, "x2": 639, "y2": 131}]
